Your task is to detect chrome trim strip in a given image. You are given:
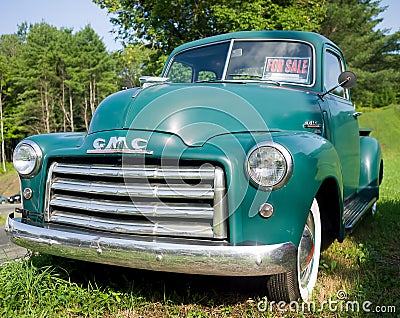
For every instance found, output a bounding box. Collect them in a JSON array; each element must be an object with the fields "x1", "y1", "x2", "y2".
[
  {"x1": 6, "y1": 215, "x2": 296, "y2": 276},
  {"x1": 221, "y1": 39, "x2": 234, "y2": 79},
  {"x1": 44, "y1": 162, "x2": 58, "y2": 221},
  {"x1": 213, "y1": 167, "x2": 228, "y2": 238}
]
